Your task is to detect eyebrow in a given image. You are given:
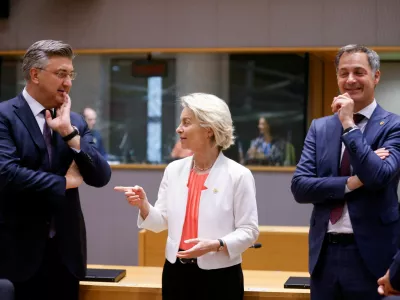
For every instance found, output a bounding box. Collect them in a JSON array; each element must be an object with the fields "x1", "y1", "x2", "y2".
[
  {"x1": 56, "y1": 68, "x2": 75, "y2": 72},
  {"x1": 339, "y1": 66, "x2": 366, "y2": 72}
]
